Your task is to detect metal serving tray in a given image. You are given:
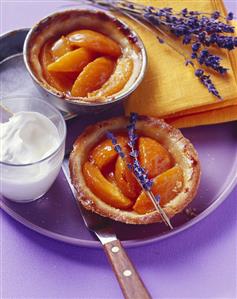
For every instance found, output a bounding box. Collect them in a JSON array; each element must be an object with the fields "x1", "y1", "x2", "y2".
[{"x1": 1, "y1": 28, "x2": 237, "y2": 248}]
